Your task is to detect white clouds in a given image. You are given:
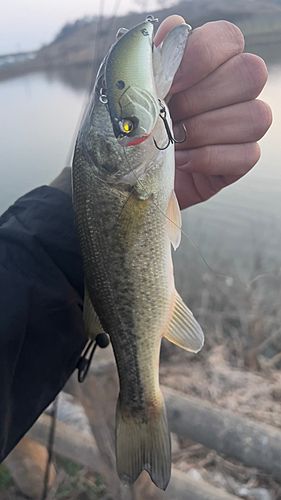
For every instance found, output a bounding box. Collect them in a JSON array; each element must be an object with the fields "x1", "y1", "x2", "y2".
[{"x1": 0, "y1": 0, "x2": 160, "y2": 54}]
